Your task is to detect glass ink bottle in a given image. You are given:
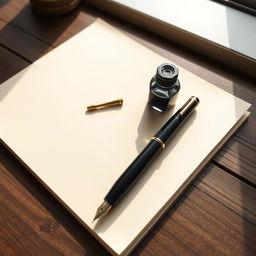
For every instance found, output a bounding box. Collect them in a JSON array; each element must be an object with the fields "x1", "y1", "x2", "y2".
[{"x1": 148, "y1": 63, "x2": 180, "y2": 112}]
